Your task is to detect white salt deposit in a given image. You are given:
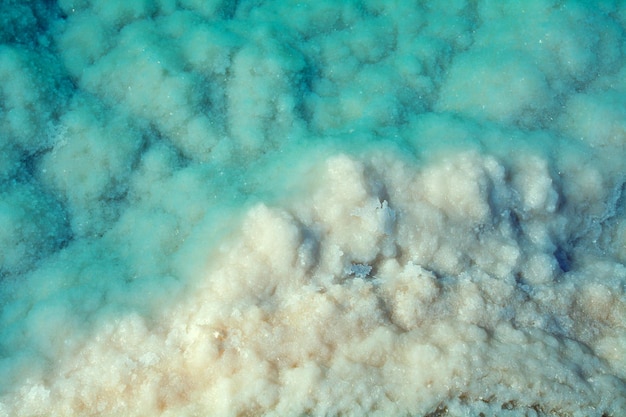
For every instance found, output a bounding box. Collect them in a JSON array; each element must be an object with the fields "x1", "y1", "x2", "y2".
[{"x1": 1, "y1": 0, "x2": 625, "y2": 416}]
